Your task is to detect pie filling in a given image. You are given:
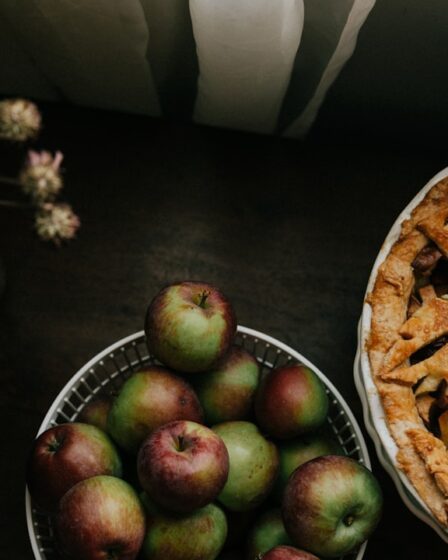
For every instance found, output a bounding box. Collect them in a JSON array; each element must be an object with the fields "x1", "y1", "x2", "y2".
[{"x1": 410, "y1": 249, "x2": 448, "y2": 444}]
